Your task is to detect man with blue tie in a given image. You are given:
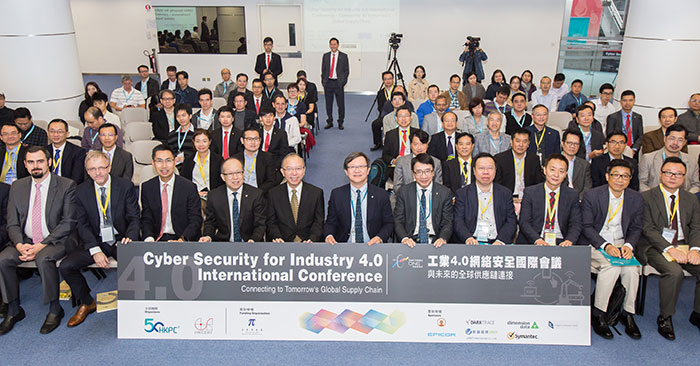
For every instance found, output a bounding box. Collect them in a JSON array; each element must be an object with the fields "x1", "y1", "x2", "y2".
[
  {"x1": 0, "y1": 124, "x2": 29, "y2": 184},
  {"x1": 325, "y1": 152, "x2": 393, "y2": 245},
  {"x1": 46, "y1": 119, "x2": 85, "y2": 184},
  {"x1": 606, "y1": 90, "x2": 643, "y2": 155},
  {"x1": 59, "y1": 151, "x2": 140, "y2": 328}
]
